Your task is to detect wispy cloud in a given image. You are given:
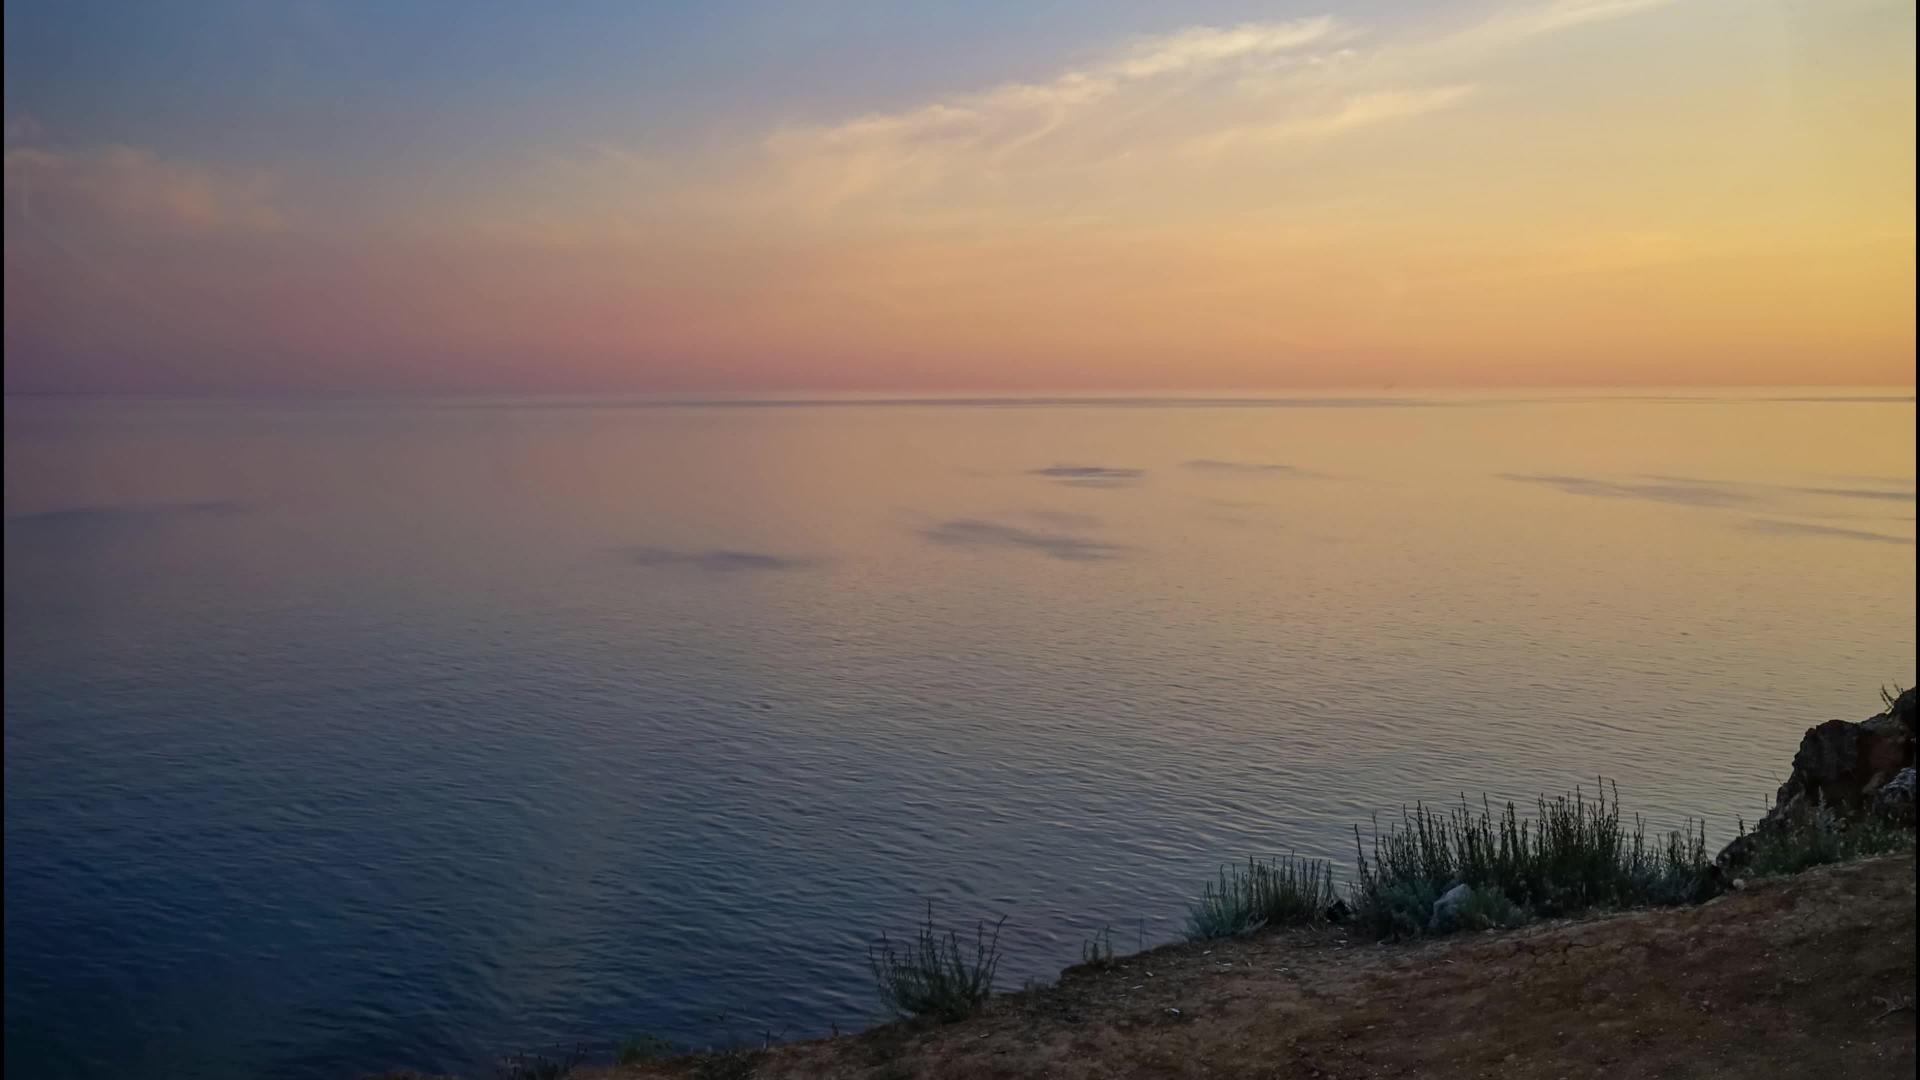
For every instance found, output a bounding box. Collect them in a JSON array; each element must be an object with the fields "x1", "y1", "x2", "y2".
[
  {"x1": 1110, "y1": 19, "x2": 1346, "y2": 79},
  {"x1": 1467, "y1": 0, "x2": 1680, "y2": 43},
  {"x1": 762, "y1": 17, "x2": 1346, "y2": 213},
  {"x1": 4, "y1": 143, "x2": 287, "y2": 235},
  {"x1": 27, "y1": 0, "x2": 1899, "y2": 395},
  {"x1": 4, "y1": 112, "x2": 44, "y2": 144},
  {"x1": 436, "y1": 0, "x2": 1723, "y2": 300},
  {"x1": 1186, "y1": 85, "x2": 1477, "y2": 156},
  {"x1": 745, "y1": 1, "x2": 1678, "y2": 220}
]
